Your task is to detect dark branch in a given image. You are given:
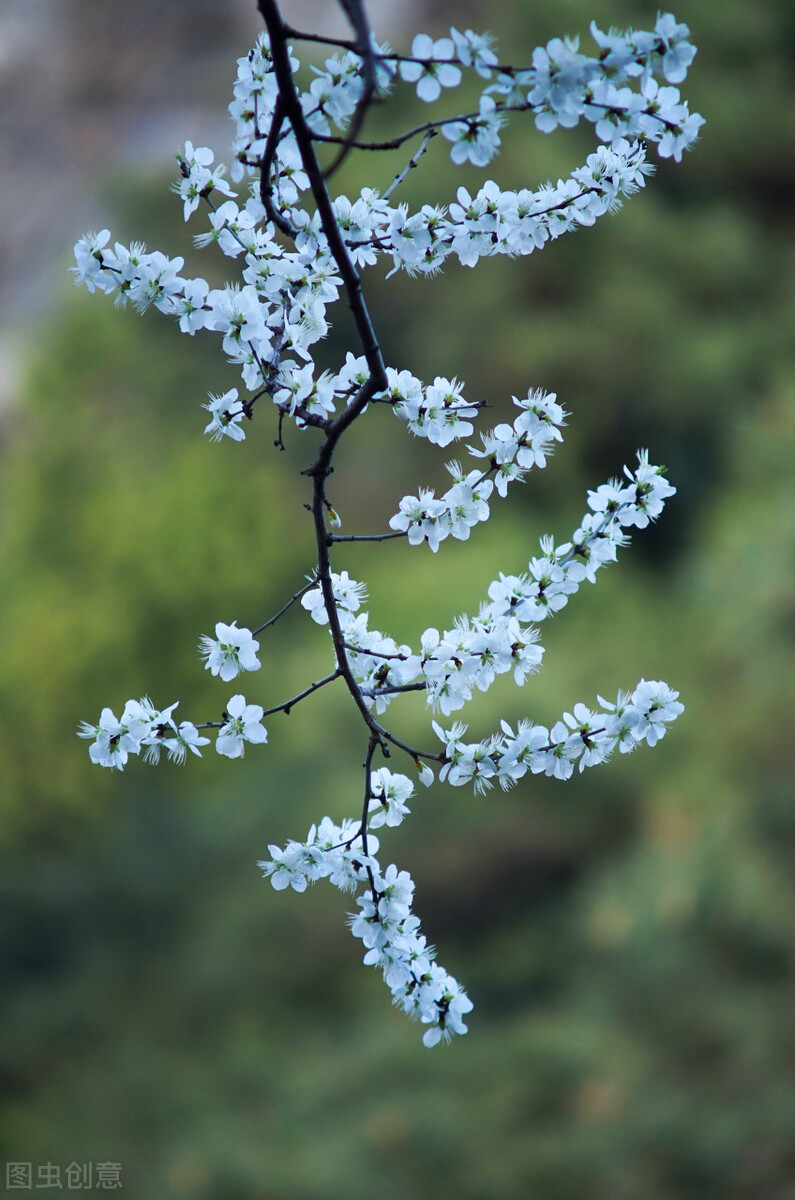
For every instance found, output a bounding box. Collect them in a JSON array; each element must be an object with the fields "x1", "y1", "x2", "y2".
[
  {"x1": 252, "y1": 576, "x2": 318, "y2": 635},
  {"x1": 322, "y1": 0, "x2": 378, "y2": 180},
  {"x1": 330, "y1": 530, "x2": 406, "y2": 544},
  {"x1": 261, "y1": 670, "x2": 341, "y2": 717},
  {"x1": 257, "y1": 94, "x2": 296, "y2": 237}
]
